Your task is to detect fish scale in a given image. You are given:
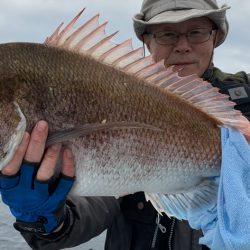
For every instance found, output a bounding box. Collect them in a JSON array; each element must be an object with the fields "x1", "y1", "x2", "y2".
[{"x1": 0, "y1": 10, "x2": 250, "y2": 215}]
